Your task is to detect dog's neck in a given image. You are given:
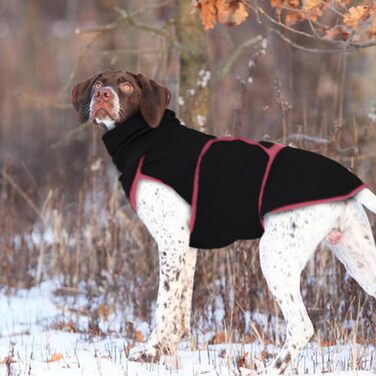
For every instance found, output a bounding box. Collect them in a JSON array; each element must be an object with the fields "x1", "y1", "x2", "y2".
[{"x1": 102, "y1": 109, "x2": 180, "y2": 171}]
